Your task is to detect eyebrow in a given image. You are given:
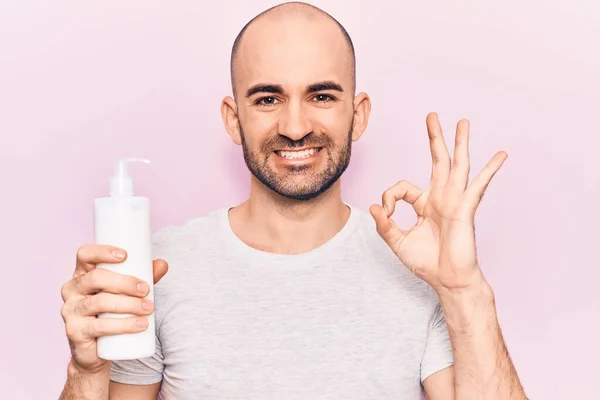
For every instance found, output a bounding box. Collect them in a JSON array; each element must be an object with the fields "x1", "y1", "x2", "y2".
[
  {"x1": 245, "y1": 84, "x2": 284, "y2": 98},
  {"x1": 307, "y1": 81, "x2": 344, "y2": 93},
  {"x1": 245, "y1": 80, "x2": 344, "y2": 98}
]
